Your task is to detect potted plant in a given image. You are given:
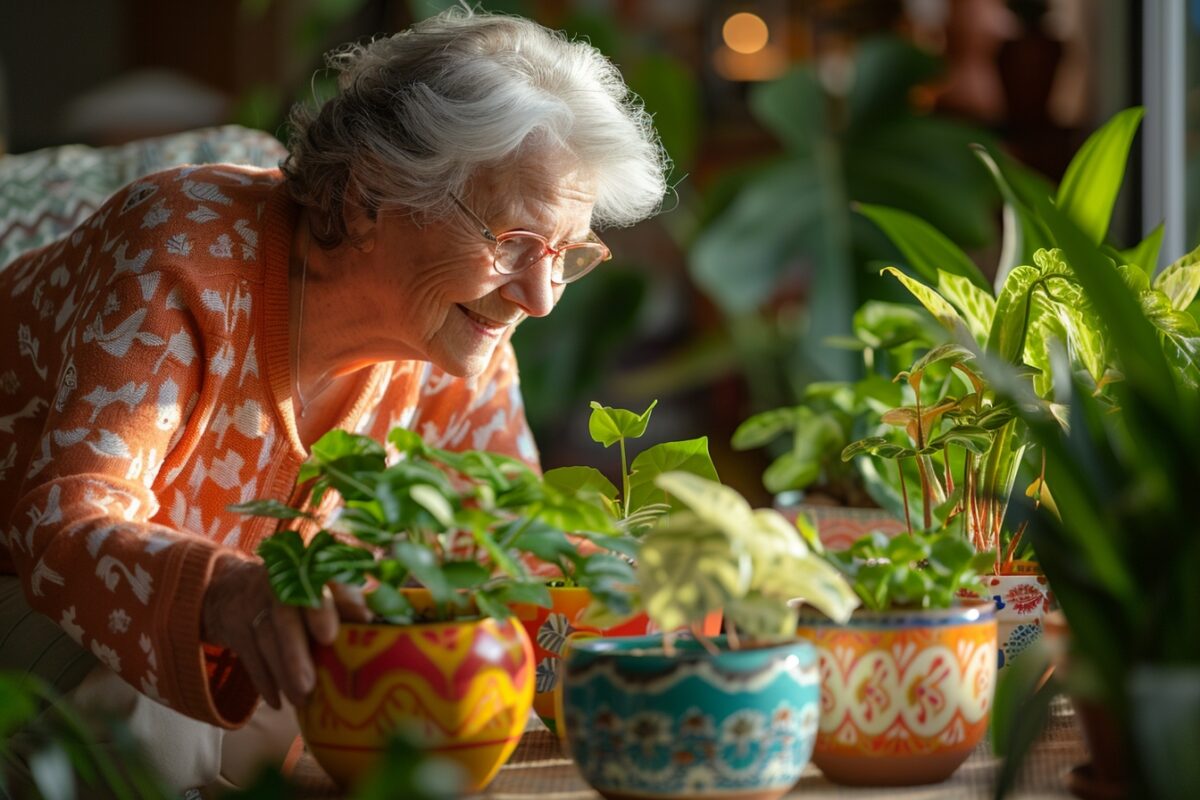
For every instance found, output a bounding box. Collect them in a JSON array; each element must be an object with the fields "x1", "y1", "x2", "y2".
[
  {"x1": 984, "y1": 142, "x2": 1200, "y2": 800},
  {"x1": 795, "y1": 529, "x2": 998, "y2": 786},
  {"x1": 836, "y1": 107, "x2": 1187, "y2": 670},
  {"x1": 560, "y1": 472, "x2": 860, "y2": 800},
  {"x1": 731, "y1": 302, "x2": 941, "y2": 548},
  {"x1": 233, "y1": 427, "x2": 627, "y2": 792},
  {"x1": 511, "y1": 399, "x2": 723, "y2": 733}
]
